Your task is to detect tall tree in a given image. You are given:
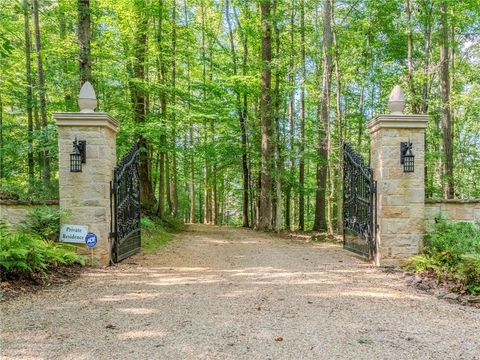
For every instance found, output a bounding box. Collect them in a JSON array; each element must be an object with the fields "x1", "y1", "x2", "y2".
[
  {"x1": 285, "y1": 2, "x2": 295, "y2": 230},
  {"x1": 405, "y1": 0, "x2": 419, "y2": 113},
  {"x1": 78, "y1": 0, "x2": 92, "y2": 84},
  {"x1": 23, "y1": 0, "x2": 34, "y2": 186},
  {"x1": 298, "y1": 0, "x2": 306, "y2": 231},
  {"x1": 0, "y1": 93, "x2": 3, "y2": 180},
  {"x1": 258, "y1": 0, "x2": 273, "y2": 231},
  {"x1": 227, "y1": 0, "x2": 250, "y2": 228},
  {"x1": 156, "y1": 0, "x2": 167, "y2": 217},
  {"x1": 439, "y1": 1, "x2": 454, "y2": 199},
  {"x1": 313, "y1": 0, "x2": 332, "y2": 231},
  {"x1": 171, "y1": 0, "x2": 179, "y2": 216},
  {"x1": 332, "y1": 0, "x2": 343, "y2": 233},
  {"x1": 273, "y1": 0, "x2": 282, "y2": 232},
  {"x1": 131, "y1": 0, "x2": 155, "y2": 210},
  {"x1": 32, "y1": 0, "x2": 51, "y2": 185}
]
